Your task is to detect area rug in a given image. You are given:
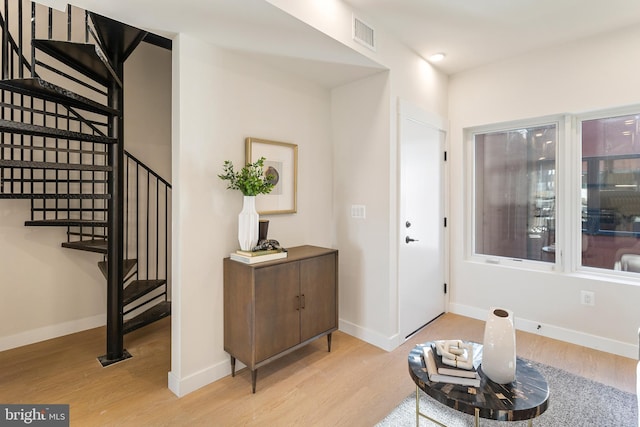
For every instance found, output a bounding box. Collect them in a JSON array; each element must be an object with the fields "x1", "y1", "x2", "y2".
[{"x1": 376, "y1": 360, "x2": 638, "y2": 426}]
